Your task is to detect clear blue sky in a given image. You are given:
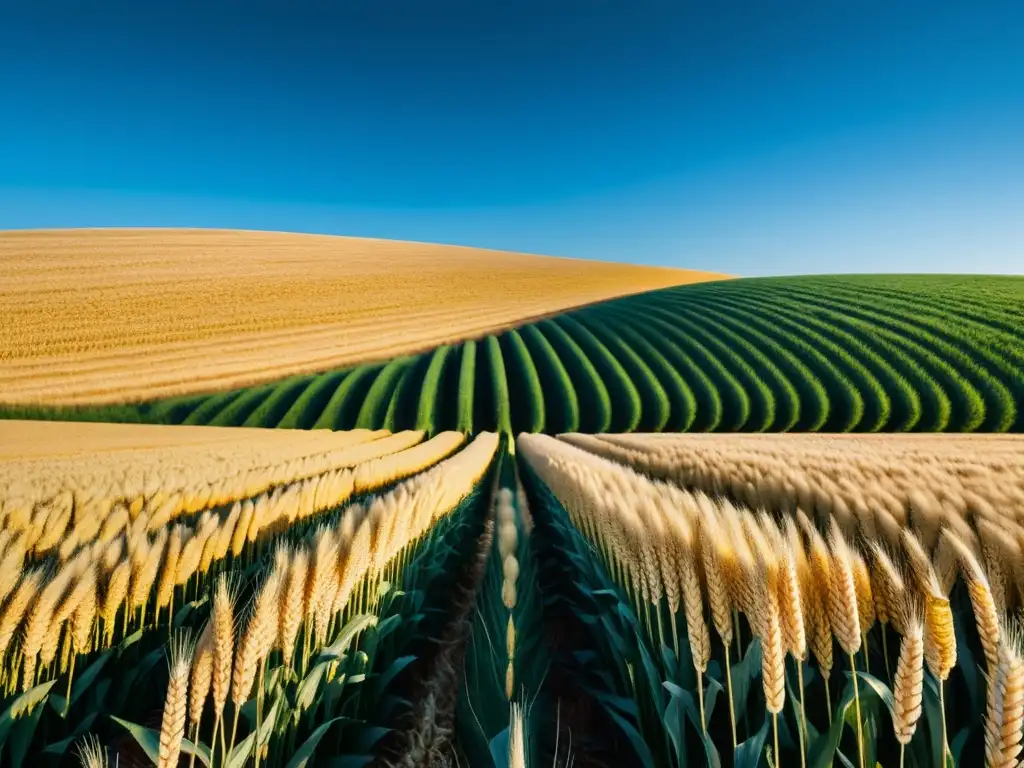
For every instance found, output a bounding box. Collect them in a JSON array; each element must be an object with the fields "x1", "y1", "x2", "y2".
[{"x1": 1, "y1": 1, "x2": 1021, "y2": 276}]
